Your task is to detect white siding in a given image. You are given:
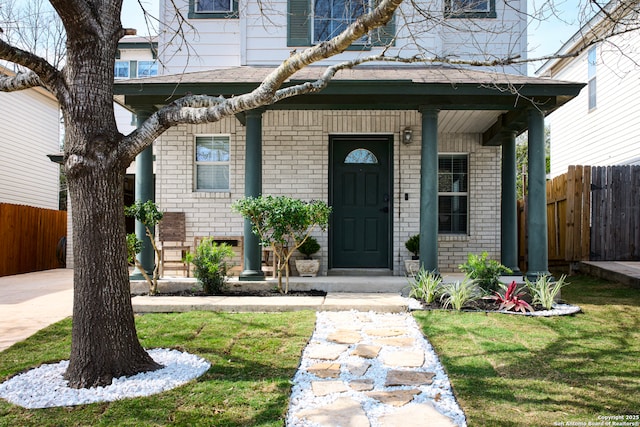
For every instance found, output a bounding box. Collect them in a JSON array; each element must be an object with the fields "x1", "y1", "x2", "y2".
[
  {"x1": 159, "y1": 0, "x2": 528, "y2": 73},
  {"x1": 547, "y1": 30, "x2": 640, "y2": 177},
  {"x1": 0, "y1": 88, "x2": 60, "y2": 210}
]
